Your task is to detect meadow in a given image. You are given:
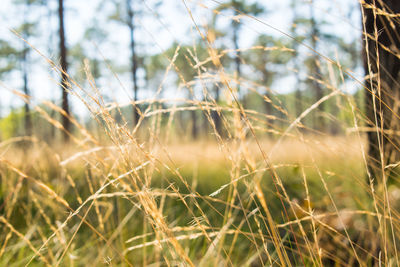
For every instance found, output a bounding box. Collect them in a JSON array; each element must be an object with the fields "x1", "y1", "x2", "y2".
[
  {"x1": 1, "y1": 0, "x2": 400, "y2": 266},
  {"x1": 0, "y1": 110, "x2": 397, "y2": 266}
]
